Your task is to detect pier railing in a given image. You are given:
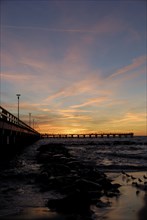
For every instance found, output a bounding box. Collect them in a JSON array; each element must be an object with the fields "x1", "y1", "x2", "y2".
[
  {"x1": 0, "y1": 106, "x2": 39, "y2": 134},
  {"x1": 0, "y1": 106, "x2": 41, "y2": 145}
]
